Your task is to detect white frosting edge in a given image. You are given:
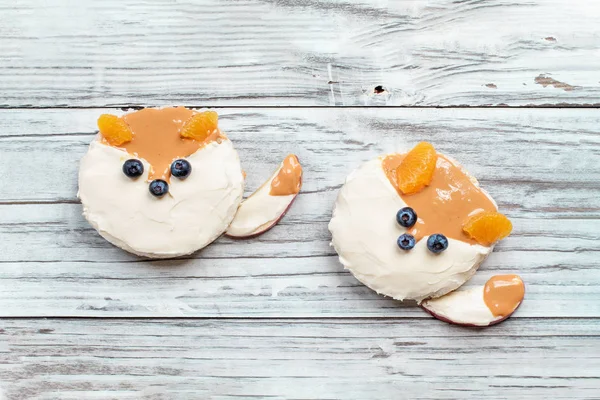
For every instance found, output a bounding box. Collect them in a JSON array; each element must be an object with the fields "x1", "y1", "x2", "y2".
[
  {"x1": 78, "y1": 137, "x2": 244, "y2": 258},
  {"x1": 226, "y1": 162, "x2": 296, "y2": 237},
  {"x1": 421, "y1": 286, "x2": 500, "y2": 326},
  {"x1": 328, "y1": 155, "x2": 496, "y2": 302}
]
